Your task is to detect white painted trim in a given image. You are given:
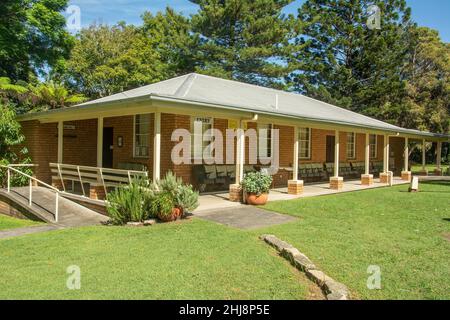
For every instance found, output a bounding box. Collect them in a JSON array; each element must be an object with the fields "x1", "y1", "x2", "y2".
[
  {"x1": 404, "y1": 137, "x2": 409, "y2": 171},
  {"x1": 383, "y1": 135, "x2": 390, "y2": 173},
  {"x1": 422, "y1": 139, "x2": 426, "y2": 170},
  {"x1": 293, "y1": 126, "x2": 299, "y2": 180},
  {"x1": 334, "y1": 130, "x2": 340, "y2": 177},
  {"x1": 236, "y1": 121, "x2": 245, "y2": 184},
  {"x1": 190, "y1": 116, "x2": 214, "y2": 161},
  {"x1": 153, "y1": 112, "x2": 161, "y2": 182},
  {"x1": 133, "y1": 114, "x2": 151, "y2": 159},
  {"x1": 57, "y1": 121, "x2": 63, "y2": 163},
  {"x1": 346, "y1": 132, "x2": 356, "y2": 160},
  {"x1": 437, "y1": 141, "x2": 442, "y2": 169},
  {"x1": 97, "y1": 117, "x2": 104, "y2": 167},
  {"x1": 365, "y1": 133, "x2": 370, "y2": 175},
  {"x1": 298, "y1": 127, "x2": 311, "y2": 160}
]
